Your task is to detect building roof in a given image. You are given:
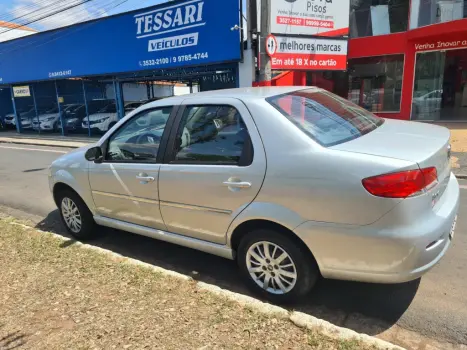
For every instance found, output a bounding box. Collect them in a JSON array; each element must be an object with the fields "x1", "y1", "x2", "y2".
[{"x1": 0, "y1": 21, "x2": 37, "y2": 32}]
